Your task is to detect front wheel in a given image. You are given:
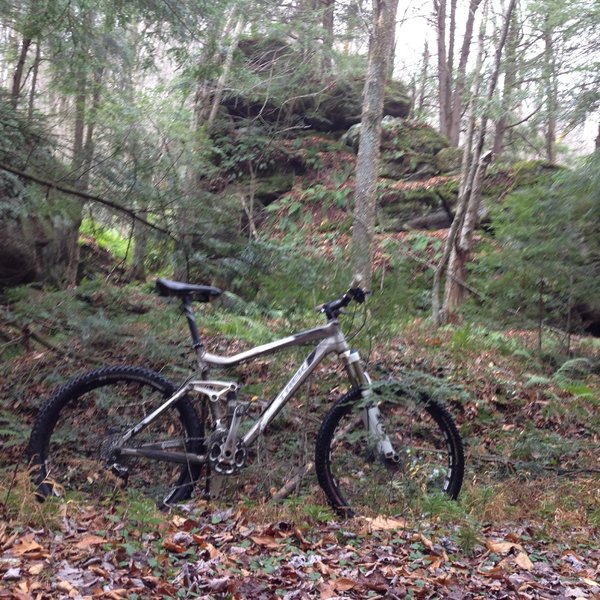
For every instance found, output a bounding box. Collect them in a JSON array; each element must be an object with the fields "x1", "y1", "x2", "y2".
[
  {"x1": 315, "y1": 385, "x2": 464, "y2": 518},
  {"x1": 28, "y1": 366, "x2": 204, "y2": 507}
]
